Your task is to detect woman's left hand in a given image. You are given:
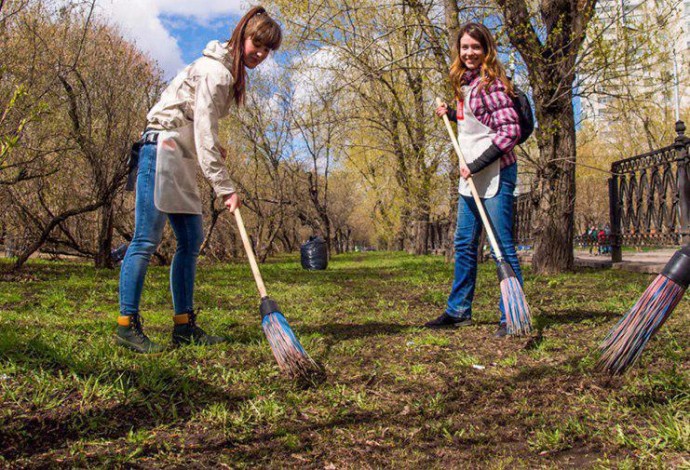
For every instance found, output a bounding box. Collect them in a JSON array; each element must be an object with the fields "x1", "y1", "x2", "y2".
[{"x1": 460, "y1": 164, "x2": 472, "y2": 180}]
